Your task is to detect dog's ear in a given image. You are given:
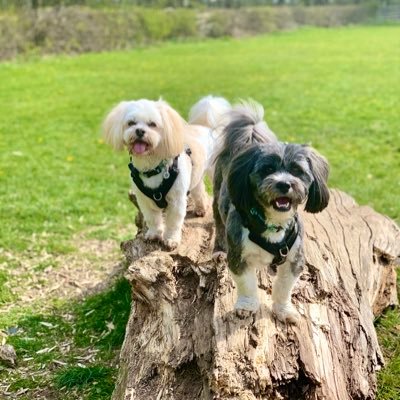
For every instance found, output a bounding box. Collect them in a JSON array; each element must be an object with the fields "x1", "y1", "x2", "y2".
[
  {"x1": 304, "y1": 147, "x2": 330, "y2": 213},
  {"x1": 227, "y1": 147, "x2": 260, "y2": 216},
  {"x1": 157, "y1": 101, "x2": 185, "y2": 157},
  {"x1": 102, "y1": 101, "x2": 130, "y2": 151}
]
